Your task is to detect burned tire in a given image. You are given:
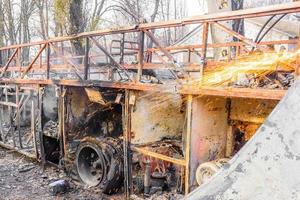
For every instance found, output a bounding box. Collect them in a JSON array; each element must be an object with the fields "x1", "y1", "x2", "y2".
[{"x1": 75, "y1": 137, "x2": 124, "y2": 194}]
